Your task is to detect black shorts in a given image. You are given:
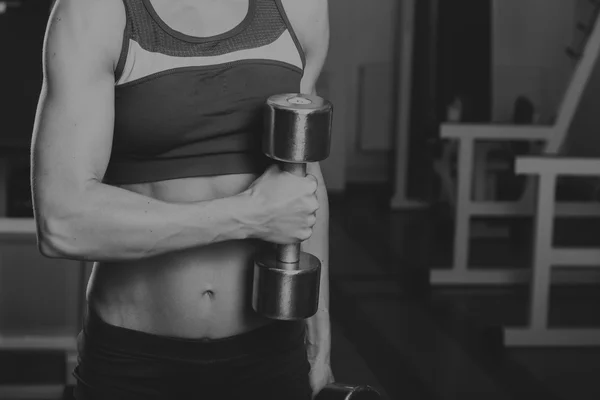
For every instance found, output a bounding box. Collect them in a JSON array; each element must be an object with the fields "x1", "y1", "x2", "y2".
[{"x1": 73, "y1": 306, "x2": 312, "y2": 400}]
